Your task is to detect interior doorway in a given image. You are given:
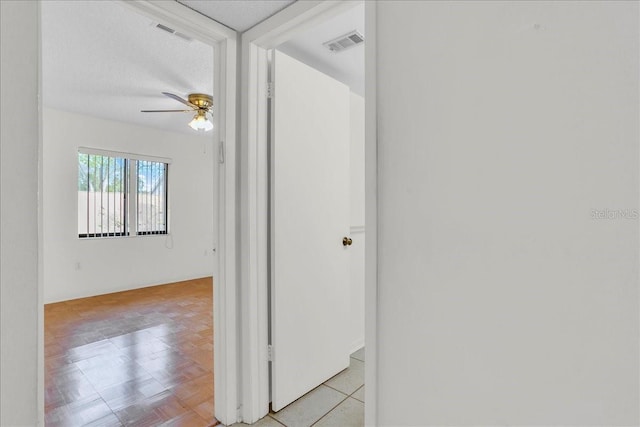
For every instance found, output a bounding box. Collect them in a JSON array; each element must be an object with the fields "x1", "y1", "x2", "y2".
[
  {"x1": 239, "y1": 1, "x2": 366, "y2": 423},
  {"x1": 268, "y1": 47, "x2": 365, "y2": 424},
  {"x1": 39, "y1": 0, "x2": 238, "y2": 424}
]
